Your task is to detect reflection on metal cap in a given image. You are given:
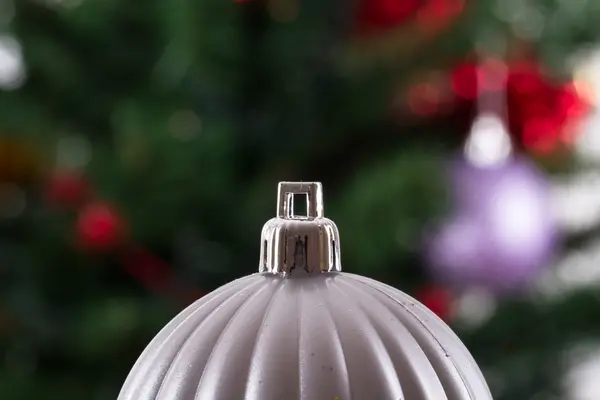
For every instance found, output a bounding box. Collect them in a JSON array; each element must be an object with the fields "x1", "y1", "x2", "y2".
[{"x1": 259, "y1": 182, "x2": 341, "y2": 276}]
